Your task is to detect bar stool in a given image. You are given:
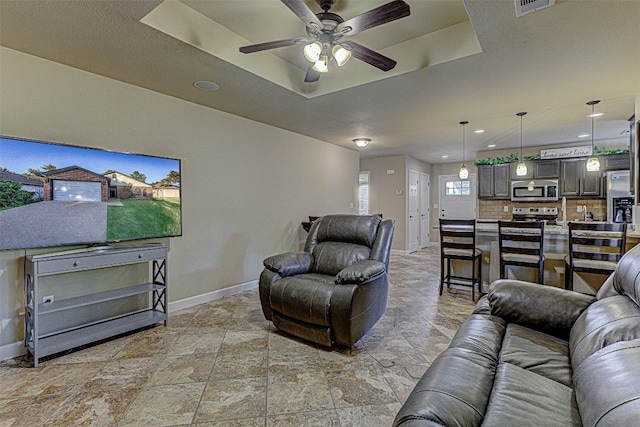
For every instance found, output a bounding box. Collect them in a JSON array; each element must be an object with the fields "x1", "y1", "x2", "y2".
[
  {"x1": 564, "y1": 222, "x2": 627, "y2": 291},
  {"x1": 439, "y1": 219, "x2": 482, "y2": 301},
  {"x1": 498, "y1": 220, "x2": 545, "y2": 284}
]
